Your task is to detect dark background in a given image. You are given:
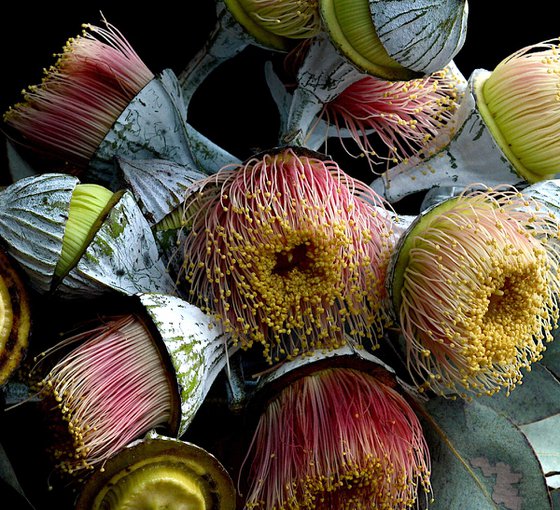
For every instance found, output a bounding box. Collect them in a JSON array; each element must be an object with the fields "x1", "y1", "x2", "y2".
[
  {"x1": 0, "y1": 3, "x2": 558, "y2": 508},
  {"x1": 0, "y1": 3, "x2": 558, "y2": 187}
]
